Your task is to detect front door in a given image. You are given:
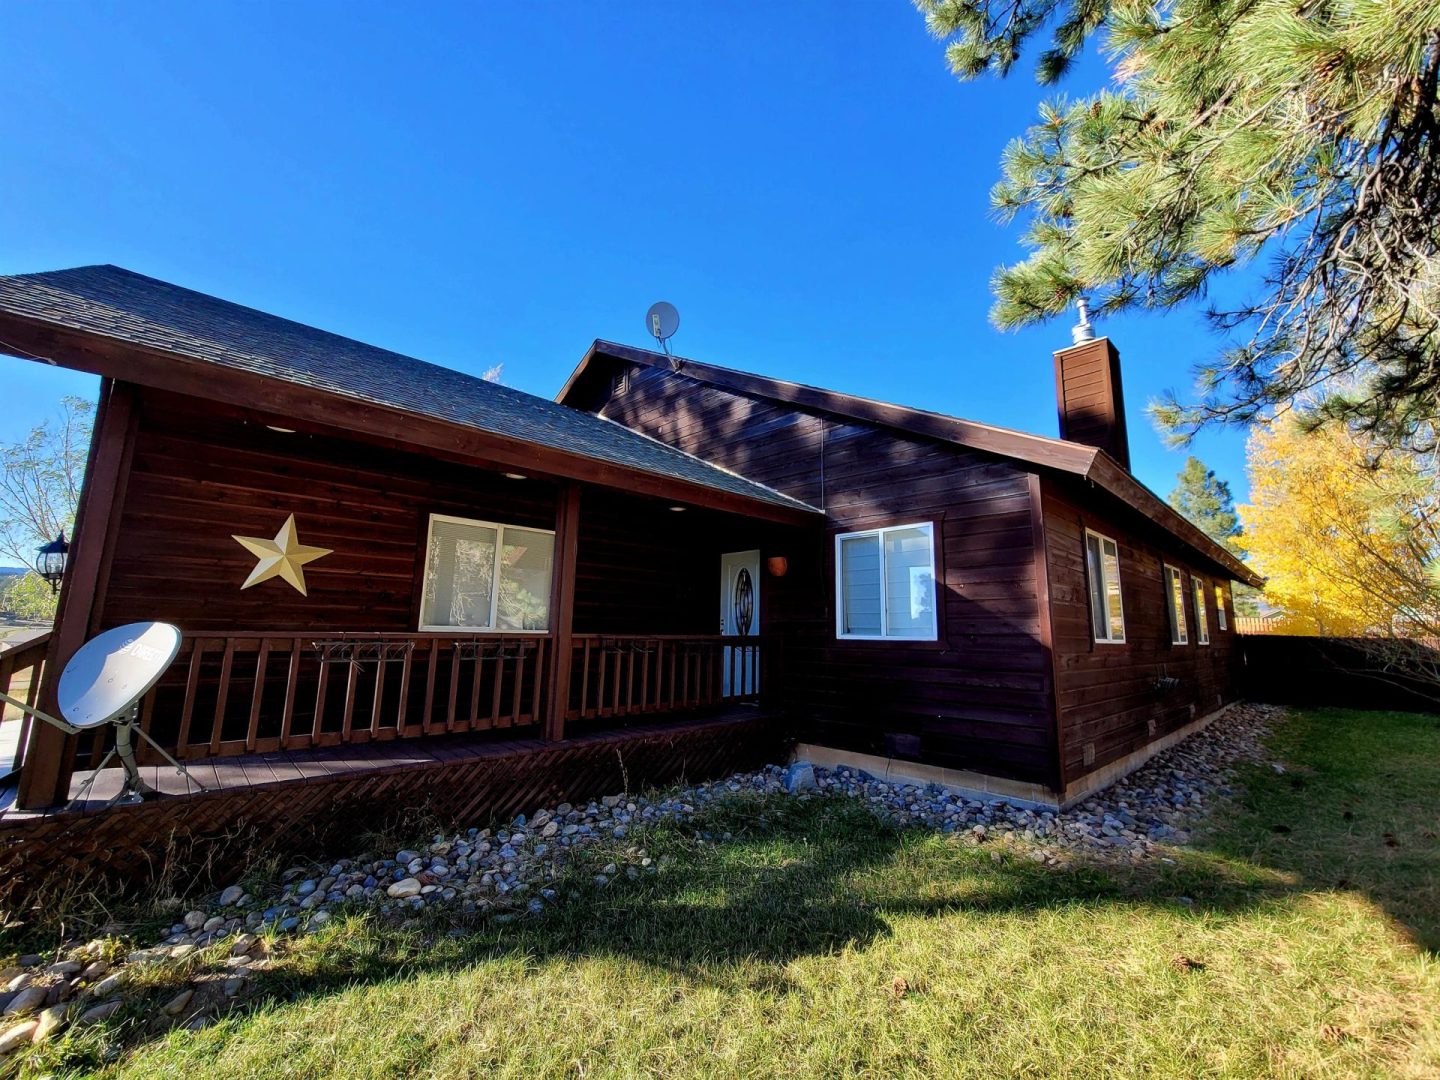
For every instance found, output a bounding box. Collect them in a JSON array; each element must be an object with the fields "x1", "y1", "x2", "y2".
[{"x1": 719, "y1": 550, "x2": 760, "y2": 696}]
